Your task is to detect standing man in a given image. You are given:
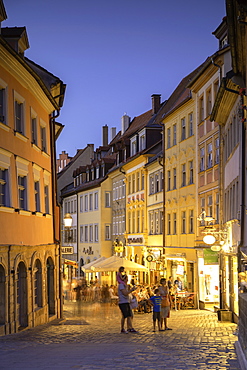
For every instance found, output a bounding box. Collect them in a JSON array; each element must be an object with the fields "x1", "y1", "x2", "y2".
[
  {"x1": 118, "y1": 275, "x2": 138, "y2": 333},
  {"x1": 159, "y1": 278, "x2": 172, "y2": 331}
]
